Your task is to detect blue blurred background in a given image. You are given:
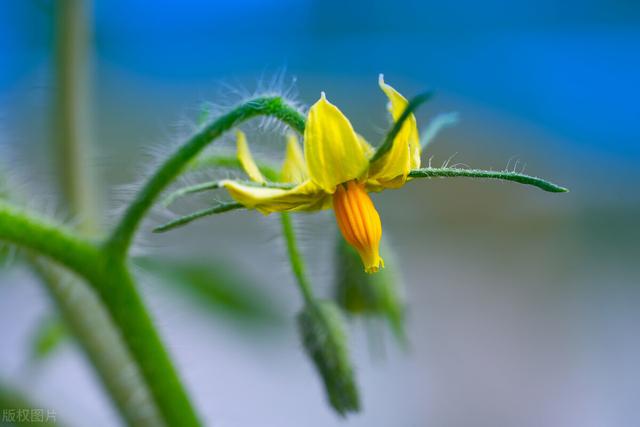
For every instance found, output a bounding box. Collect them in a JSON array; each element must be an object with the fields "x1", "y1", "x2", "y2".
[{"x1": 1, "y1": 0, "x2": 639, "y2": 426}]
